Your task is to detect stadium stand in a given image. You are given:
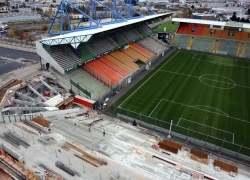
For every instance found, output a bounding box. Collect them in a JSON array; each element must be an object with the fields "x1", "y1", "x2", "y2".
[
  {"x1": 217, "y1": 39, "x2": 230, "y2": 54},
  {"x1": 191, "y1": 36, "x2": 214, "y2": 52},
  {"x1": 98, "y1": 57, "x2": 128, "y2": 77},
  {"x1": 184, "y1": 23, "x2": 195, "y2": 35},
  {"x1": 104, "y1": 54, "x2": 133, "y2": 73},
  {"x1": 172, "y1": 34, "x2": 191, "y2": 49},
  {"x1": 50, "y1": 46, "x2": 78, "y2": 70},
  {"x1": 177, "y1": 23, "x2": 186, "y2": 34},
  {"x1": 109, "y1": 50, "x2": 139, "y2": 70},
  {"x1": 61, "y1": 68, "x2": 110, "y2": 100},
  {"x1": 81, "y1": 46, "x2": 95, "y2": 61},
  {"x1": 61, "y1": 45, "x2": 82, "y2": 64},
  {"x1": 241, "y1": 32, "x2": 250, "y2": 41},
  {"x1": 141, "y1": 24, "x2": 153, "y2": 34},
  {"x1": 195, "y1": 25, "x2": 204, "y2": 36},
  {"x1": 211, "y1": 29, "x2": 222, "y2": 38},
  {"x1": 130, "y1": 42, "x2": 155, "y2": 59},
  {"x1": 202, "y1": 28, "x2": 211, "y2": 37},
  {"x1": 138, "y1": 37, "x2": 168, "y2": 55},
  {"x1": 82, "y1": 59, "x2": 124, "y2": 86},
  {"x1": 120, "y1": 47, "x2": 148, "y2": 63},
  {"x1": 231, "y1": 31, "x2": 241, "y2": 40},
  {"x1": 244, "y1": 42, "x2": 250, "y2": 58},
  {"x1": 114, "y1": 35, "x2": 127, "y2": 46},
  {"x1": 227, "y1": 40, "x2": 239, "y2": 56},
  {"x1": 221, "y1": 30, "x2": 230, "y2": 39}
]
